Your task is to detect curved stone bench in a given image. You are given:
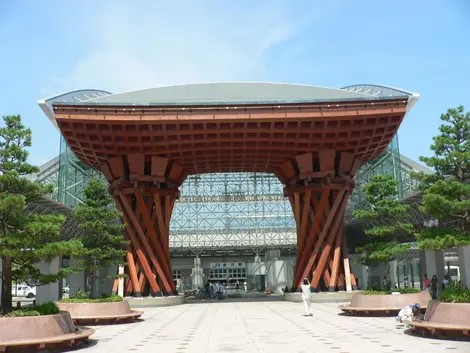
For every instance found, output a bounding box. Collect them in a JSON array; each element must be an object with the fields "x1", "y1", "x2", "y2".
[
  {"x1": 408, "y1": 301, "x2": 470, "y2": 338},
  {"x1": 0, "y1": 311, "x2": 94, "y2": 351},
  {"x1": 56, "y1": 300, "x2": 143, "y2": 325},
  {"x1": 339, "y1": 291, "x2": 431, "y2": 316}
]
